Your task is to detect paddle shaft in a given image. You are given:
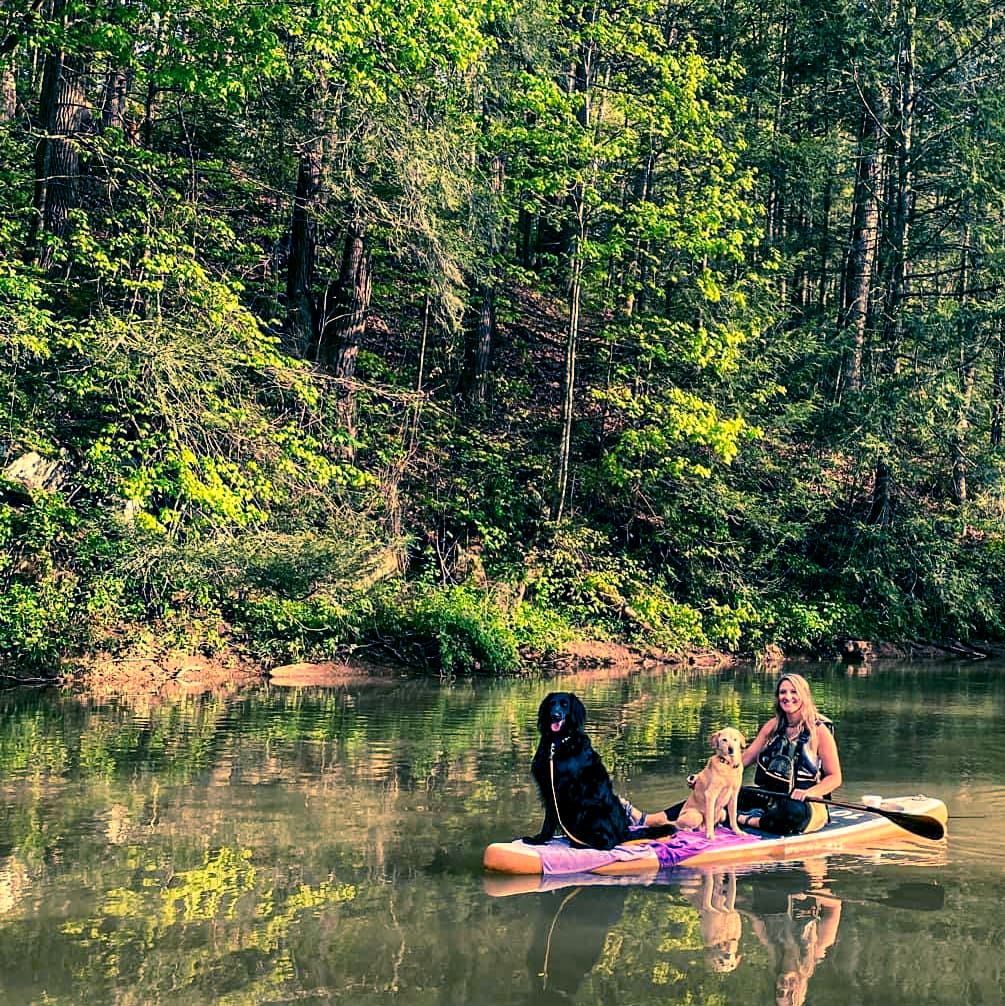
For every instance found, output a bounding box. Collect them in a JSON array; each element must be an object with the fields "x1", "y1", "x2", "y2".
[{"x1": 740, "y1": 786, "x2": 946, "y2": 841}]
